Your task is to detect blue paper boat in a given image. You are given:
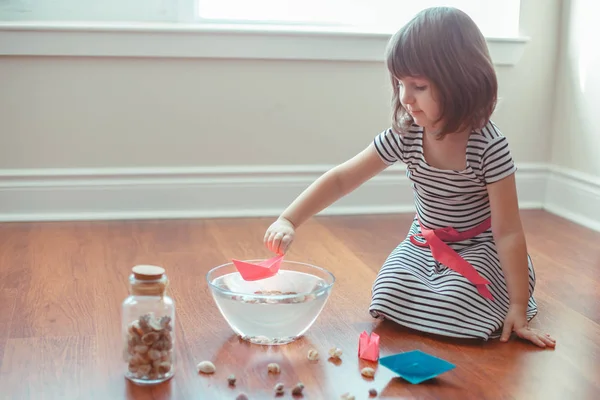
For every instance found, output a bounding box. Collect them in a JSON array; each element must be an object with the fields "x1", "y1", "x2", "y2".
[{"x1": 379, "y1": 350, "x2": 456, "y2": 384}]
